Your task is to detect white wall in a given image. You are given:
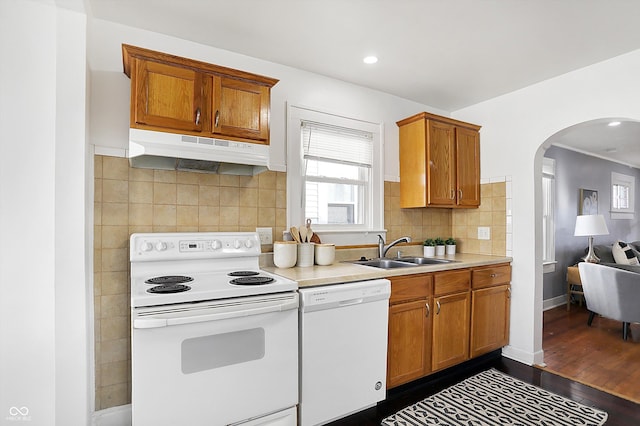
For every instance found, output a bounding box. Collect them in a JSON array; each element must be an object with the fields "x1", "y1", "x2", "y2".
[
  {"x1": 453, "y1": 49, "x2": 640, "y2": 364},
  {"x1": 0, "y1": 1, "x2": 89, "y2": 425},
  {"x1": 55, "y1": 6, "x2": 90, "y2": 426},
  {"x1": 87, "y1": 19, "x2": 448, "y2": 182},
  {"x1": 1, "y1": 1, "x2": 57, "y2": 423}
]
